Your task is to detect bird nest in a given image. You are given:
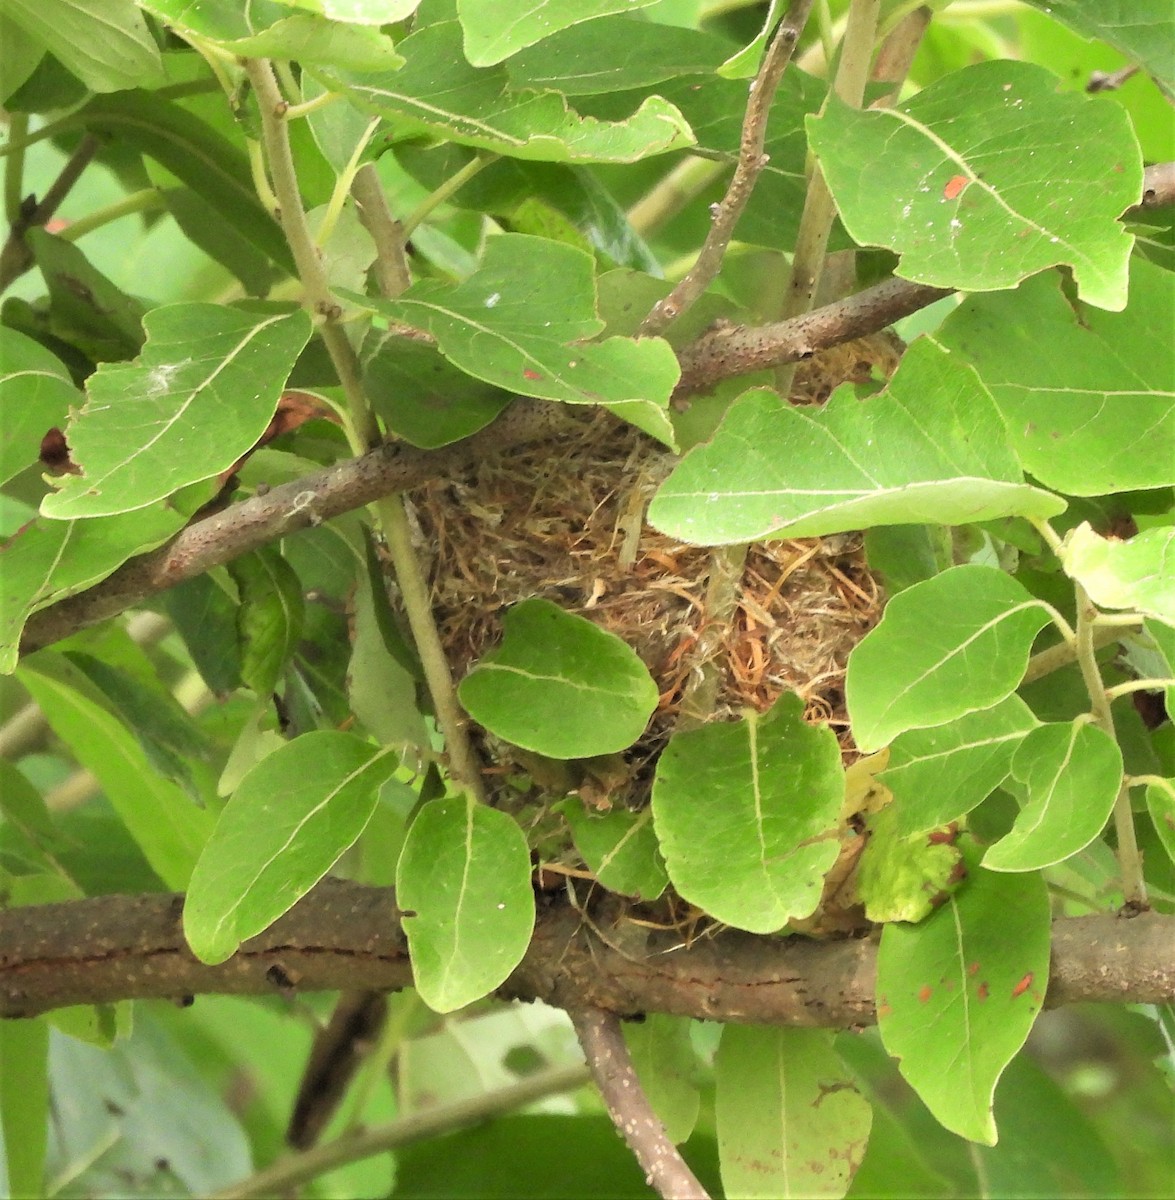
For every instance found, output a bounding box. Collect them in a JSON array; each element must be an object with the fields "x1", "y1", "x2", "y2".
[{"x1": 404, "y1": 336, "x2": 898, "y2": 806}]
